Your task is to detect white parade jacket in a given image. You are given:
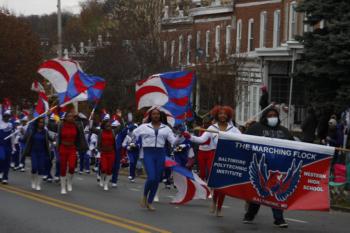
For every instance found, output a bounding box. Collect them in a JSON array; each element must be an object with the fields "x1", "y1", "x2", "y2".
[
  {"x1": 191, "y1": 122, "x2": 241, "y2": 150},
  {"x1": 133, "y1": 123, "x2": 179, "y2": 148}
]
